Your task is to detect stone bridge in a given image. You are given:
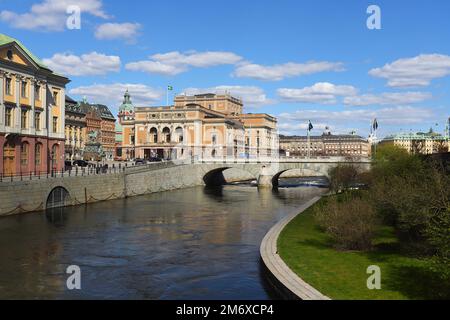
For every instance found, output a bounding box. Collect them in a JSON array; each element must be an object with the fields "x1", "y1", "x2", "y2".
[
  {"x1": 195, "y1": 157, "x2": 371, "y2": 188},
  {"x1": 0, "y1": 157, "x2": 371, "y2": 216}
]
